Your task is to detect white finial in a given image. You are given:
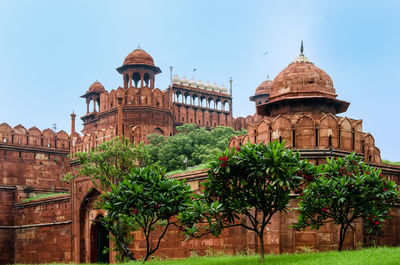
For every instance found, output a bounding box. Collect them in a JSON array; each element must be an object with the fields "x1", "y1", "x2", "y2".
[{"x1": 229, "y1": 77, "x2": 233, "y2": 95}]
